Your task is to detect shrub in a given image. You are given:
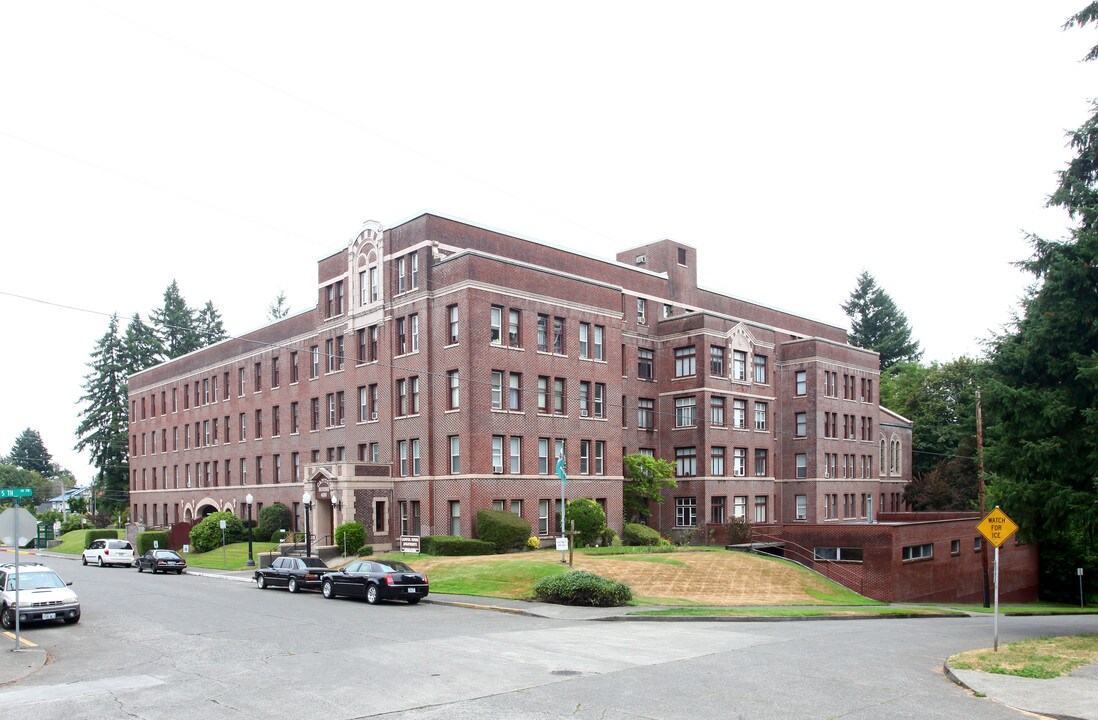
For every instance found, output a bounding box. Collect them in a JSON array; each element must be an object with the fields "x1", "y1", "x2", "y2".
[
  {"x1": 37, "y1": 509, "x2": 63, "y2": 525},
  {"x1": 189, "y1": 512, "x2": 245, "y2": 553},
  {"x1": 137, "y1": 530, "x2": 170, "y2": 555},
  {"x1": 564, "y1": 498, "x2": 606, "y2": 548},
  {"x1": 600, "y1": 527, "x2": 619, "y2": 547},
  {"x1": 60, "y1": 516, "x2": 87, "y2": 534},
  {"x1": 622, "y1": 523, "x2": 661, "y2": 546},
  {"x1": 84, "y1": 529, "x2": 120, "y2": 548},
  {"x1": 726, "y1": 516, "x2": 753, "y2": 545},
  {"x1": 335, "y1": 522, "x2": 366, "y2": 556},
  {"x1": 532, "y1": 571, "x2": 633, "y2": 607},
  {"x1": 475, "y1": 509, "x2": 532, "y2": 552},
  {"x1": 356, "y1": 545, "x2": 374, "y2": 557},
  {"x1": 257, "y1": 503, "x2": 292, "y2": 545},
  {"x1": 421, "y1": 535, "x2": 495, "y2": 556},
  {"x1": 527, "y1": 536, "x2": 542, "y2": 550}
]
